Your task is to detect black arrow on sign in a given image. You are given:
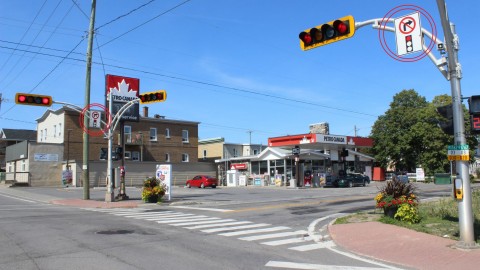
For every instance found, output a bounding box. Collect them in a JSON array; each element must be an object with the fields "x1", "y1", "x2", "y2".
[{"x1": 403, "y1": 20, "x2": 413, "y2": 32}]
